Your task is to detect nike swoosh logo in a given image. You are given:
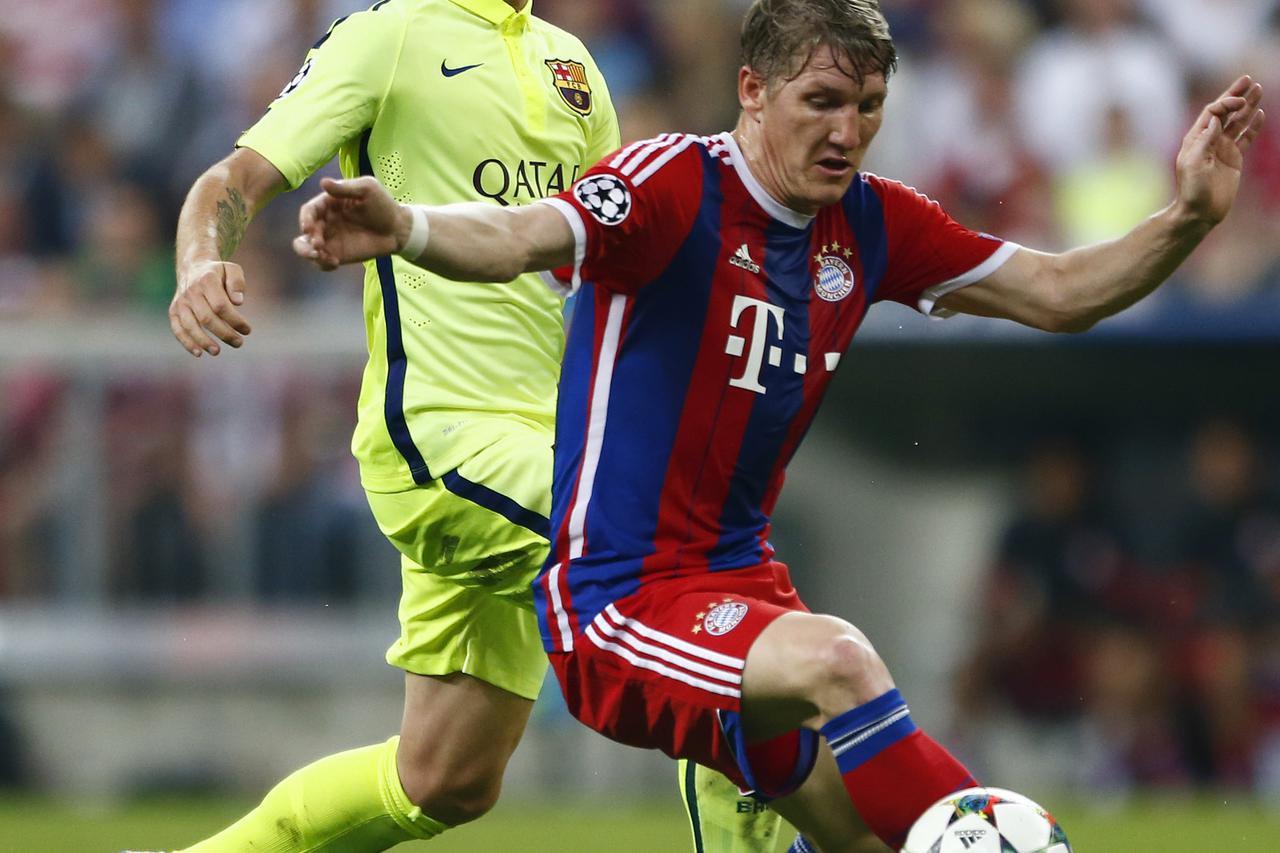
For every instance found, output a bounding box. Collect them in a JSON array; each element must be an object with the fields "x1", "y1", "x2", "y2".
[{"x1": 441, "y1": 60, "x2": 483, "y2": 78}]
